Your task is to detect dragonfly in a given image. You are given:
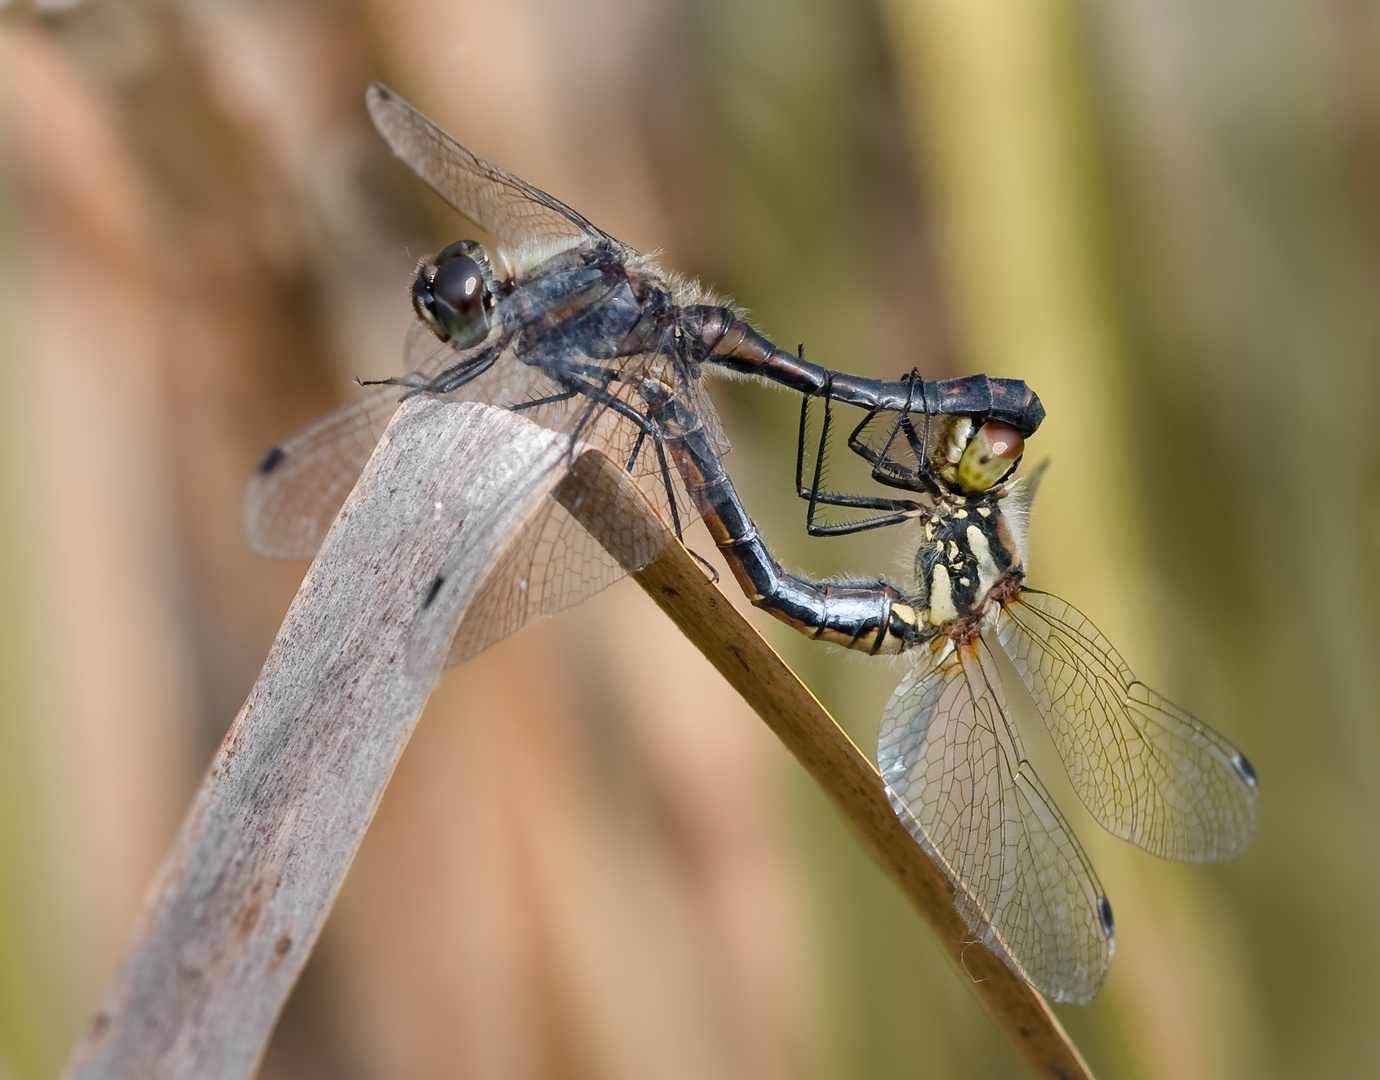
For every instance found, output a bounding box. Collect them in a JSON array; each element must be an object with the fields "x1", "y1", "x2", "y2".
[
  {"x1": 243, "y1": 84, "x2": 1037, "y2": 663},
  {"x1": 785, "y1": 388, "x2": 1261, "y2": 1000},
  {"x1": 244, "y1": 83, "x2": 1260, "y2": 1004}
]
